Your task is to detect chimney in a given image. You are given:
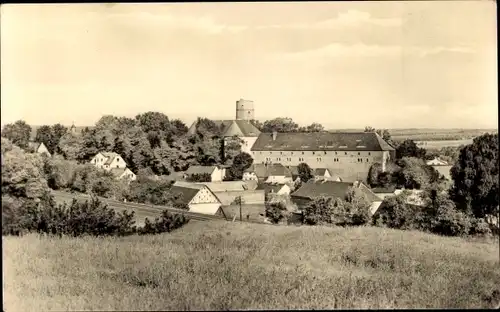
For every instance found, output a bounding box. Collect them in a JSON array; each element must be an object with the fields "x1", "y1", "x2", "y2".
[{"x1": 272, "y1": 131, "x2": 277, "y2": 141}]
